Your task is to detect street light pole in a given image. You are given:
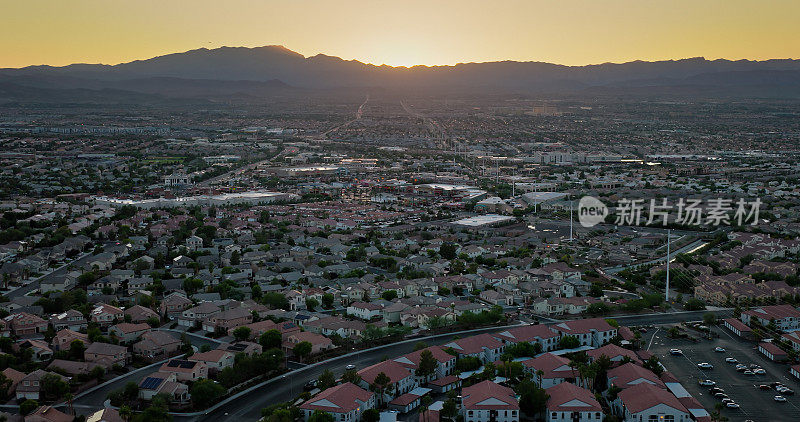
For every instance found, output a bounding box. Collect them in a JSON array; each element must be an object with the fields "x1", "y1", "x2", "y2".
[{"x1": 665, "y1": 229, "x2": 671, "y2": 303}]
